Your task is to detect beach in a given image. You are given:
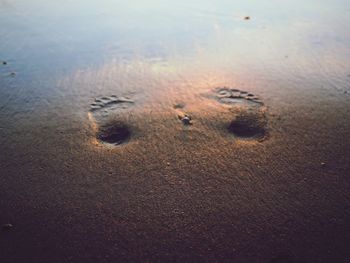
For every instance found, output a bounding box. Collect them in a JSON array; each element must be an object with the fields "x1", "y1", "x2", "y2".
[{"x1": 1, "y1": 0, "x2": 350, "y2": 262}]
